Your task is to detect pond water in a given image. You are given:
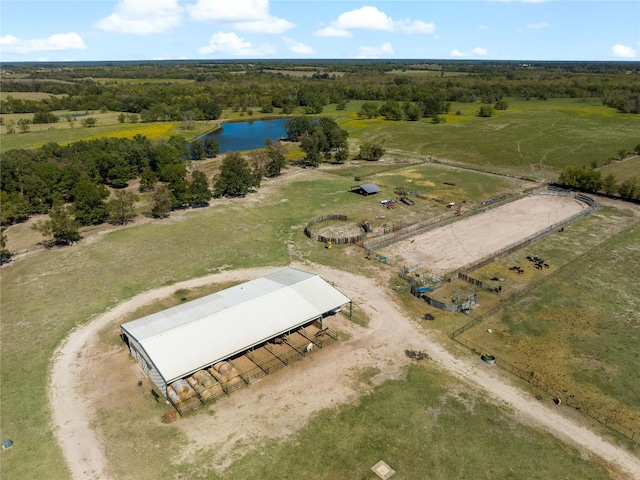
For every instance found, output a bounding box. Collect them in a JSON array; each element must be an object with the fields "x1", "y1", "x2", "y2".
[{"x1": 199, "y1": 118, "x2": 288, "y2": 153}]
